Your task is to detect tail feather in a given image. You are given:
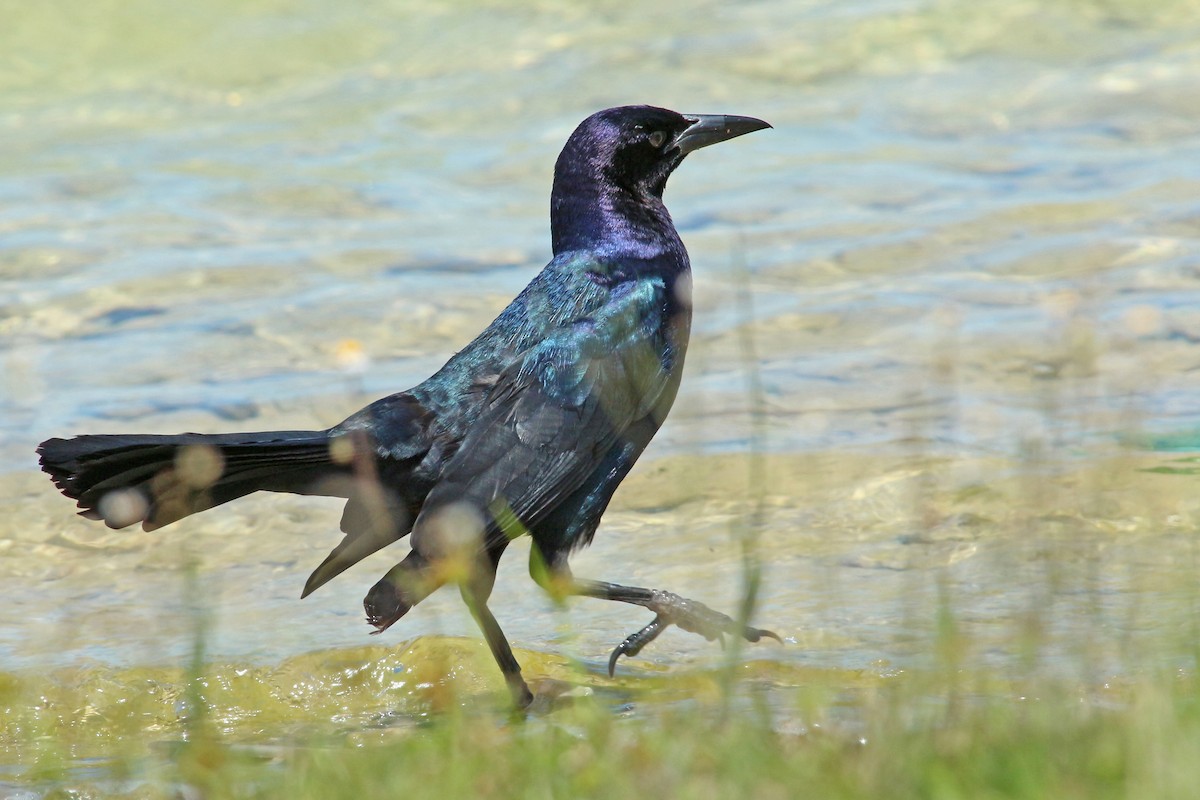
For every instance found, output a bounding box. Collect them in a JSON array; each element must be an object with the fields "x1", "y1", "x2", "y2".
[{"x1": 37, "y1": 430, "x2": 342, "y2": 530}]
